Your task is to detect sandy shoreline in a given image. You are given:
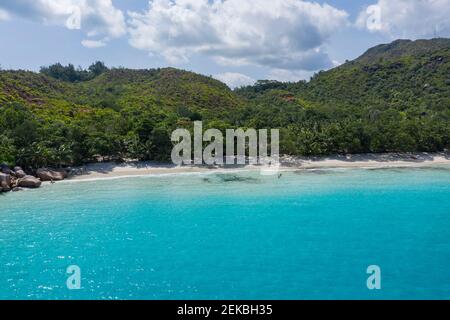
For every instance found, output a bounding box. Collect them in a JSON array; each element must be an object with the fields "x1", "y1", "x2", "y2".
[{"x1": 68, "y1": 152, "x2": 450, "y2": 180}]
